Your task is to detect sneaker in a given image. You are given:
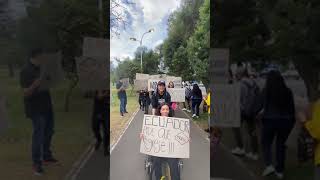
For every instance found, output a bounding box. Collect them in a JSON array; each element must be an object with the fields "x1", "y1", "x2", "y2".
[
  {"x1": 245, "y1": 152, "x2": 259, "y2": 161},
  {"x1": 182, "y1": 108, "x2": 187, "y2": 111},
  {"x1": 32, "y1": 165, "x2": 44, "y2": 176},
  {"x1": 187, "y1": 110, "x2": 191, "y2": 113},
  {"x1": 262, "y1": 165, "x2": 275, "y2": 176},
  {"x1": 275, "y1": 172, "x2": 284, "y2": 179},
  {"x1": 192, "y1": 114, "x2": 196, "y2": 118},
  {"x1": 43, "y1": 158, "x2": 59, "y2": 166},
  {"x1": 231, "y1": 147, "x2": 245, "y2": 156}
]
